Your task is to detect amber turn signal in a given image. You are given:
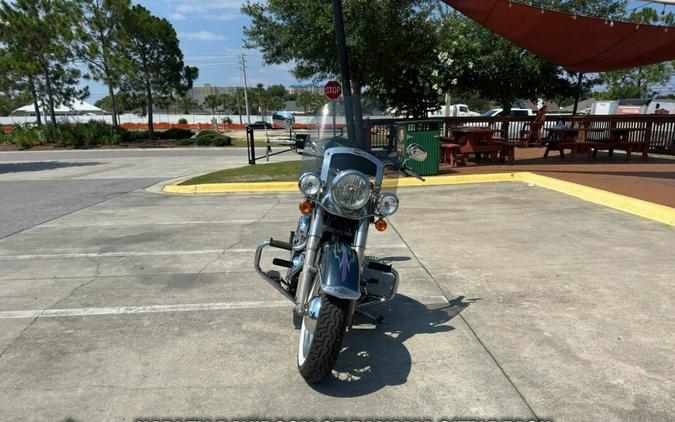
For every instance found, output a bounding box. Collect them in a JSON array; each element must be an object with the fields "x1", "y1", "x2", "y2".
[
  {"x1": 299, "y1": 200, "x2": 313, "y2": 215},
  {"x1": 374, "y1": 218, "x2": 388, "y2": 232}
]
